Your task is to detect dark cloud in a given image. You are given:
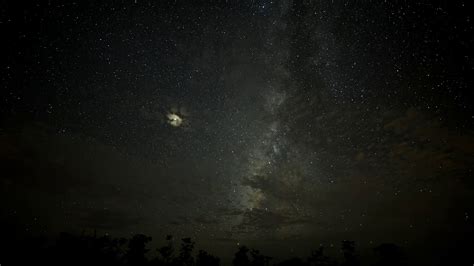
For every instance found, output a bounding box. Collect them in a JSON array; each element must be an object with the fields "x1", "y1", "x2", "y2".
[
  {"x1": 384, "y1": 108, "x2": 474, "y2": 185},
  {"x1": 77, "y1": 208, "x2": 142, "y2": 231},
  {"x1": 234, "y1": 208, "x2": 313, "y2": 233}
]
